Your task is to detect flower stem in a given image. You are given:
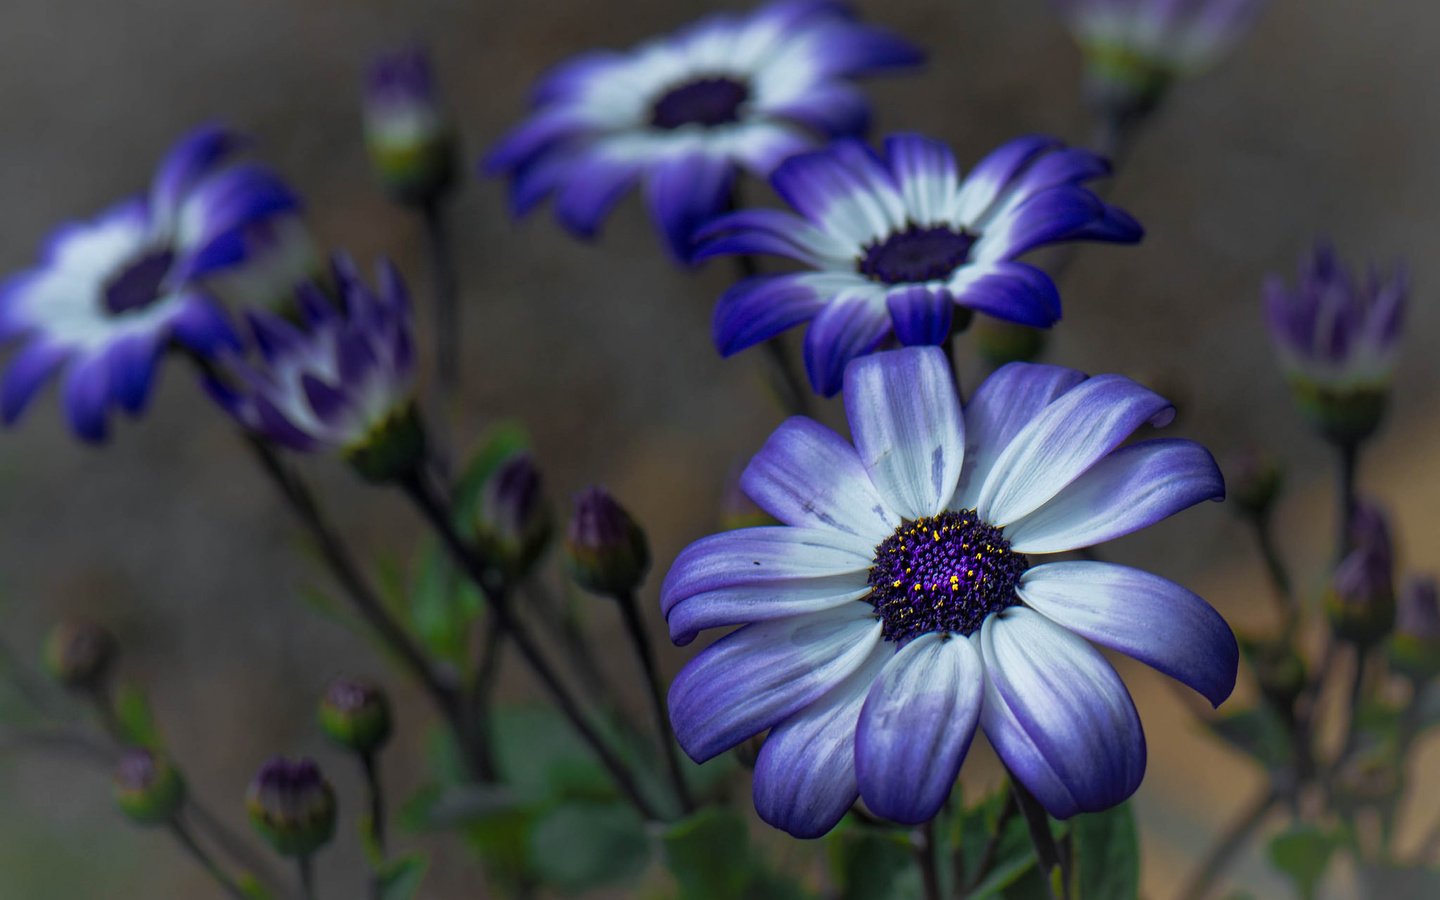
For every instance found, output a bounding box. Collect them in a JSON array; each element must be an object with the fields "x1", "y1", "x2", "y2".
[
  {"x1": 618, "y1": 592, "x2": 694, "y2": 813},
  {"x1": 1249, "y1": 510, "x2": 1296, "y2": 631},
  {"x1": 362, "y1": 750, "x2": 386, "y2": 856},
  {"x1": 420, "y1": 196, "x2": 459, "y2": 474},
  {"x1": 1010, "y1": 777, "x2": 1068, "y2": 899},
  {"x1": 400, "y1": 469, "x2": 661, "y2": 821},
  {"x1": 964, "y1": 787, "x2": 1018, "y2": 892},
  {"x1": 169, "y1": 816, "x2": 251, "y2": 900},
  {"x1": 1337, "y1": 440, "x2": 1360, "y2": 556},
  {"x1": 914, "y1": 819, "x2": 942, "y2": 900},
  {"x1": 298, "y1": 854, "x2": 316, "y2": 900},
  {"x1": 1177, "y1": 787, "x2": 1278, "y2": 900}
]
